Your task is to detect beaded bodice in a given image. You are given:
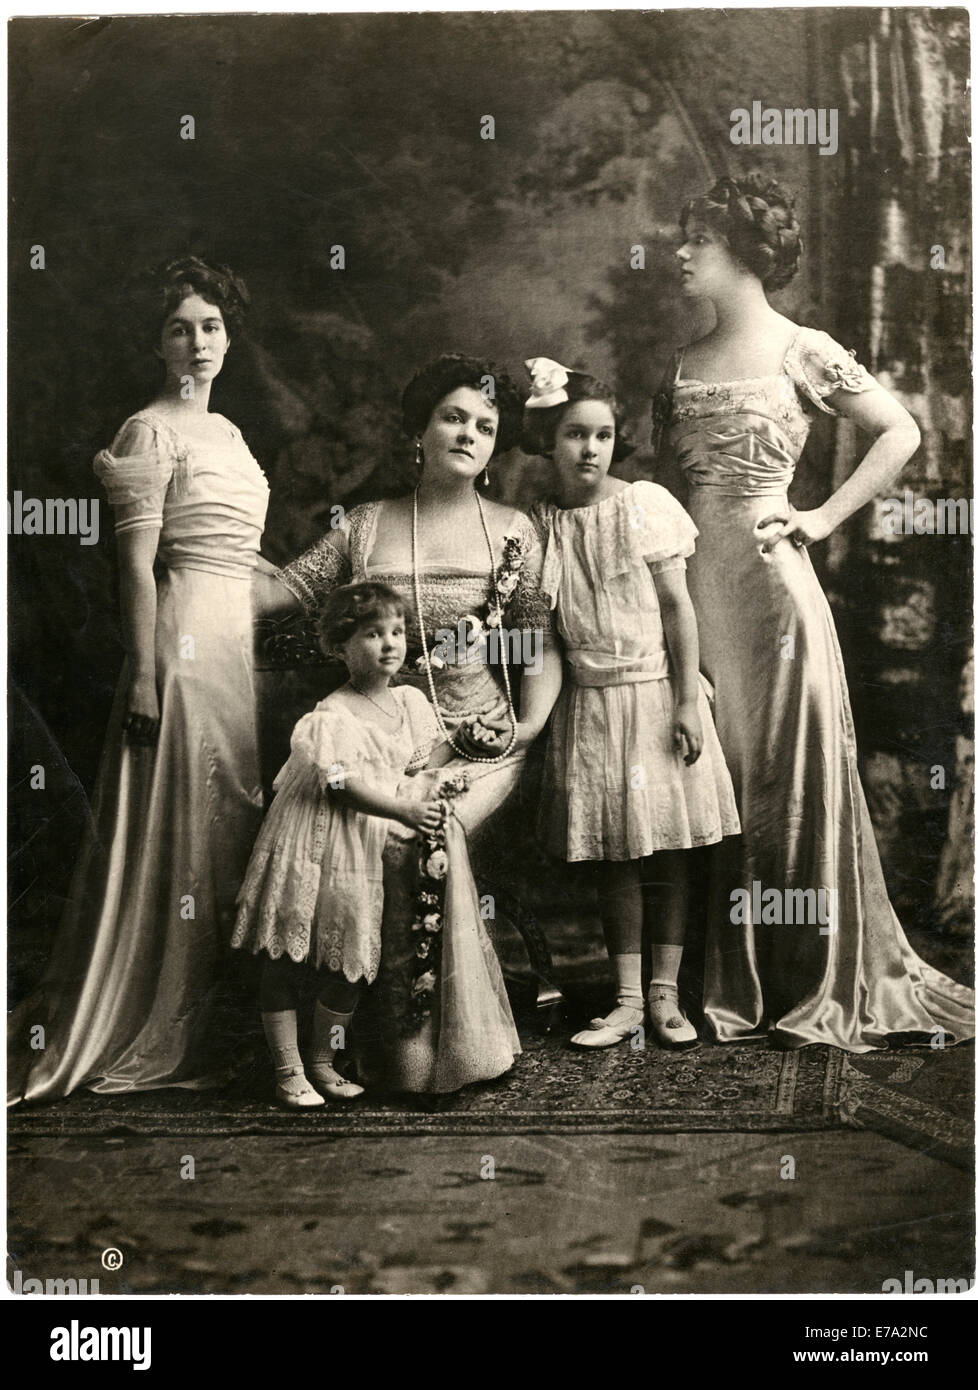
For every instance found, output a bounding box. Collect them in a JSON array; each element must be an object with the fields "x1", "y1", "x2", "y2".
[
  {"x1": 279, "y1": 499, "x2": 550, "y2": 719},
  {"x1": 652, "y1": 326, "x2": 877, "y2": 499}
]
